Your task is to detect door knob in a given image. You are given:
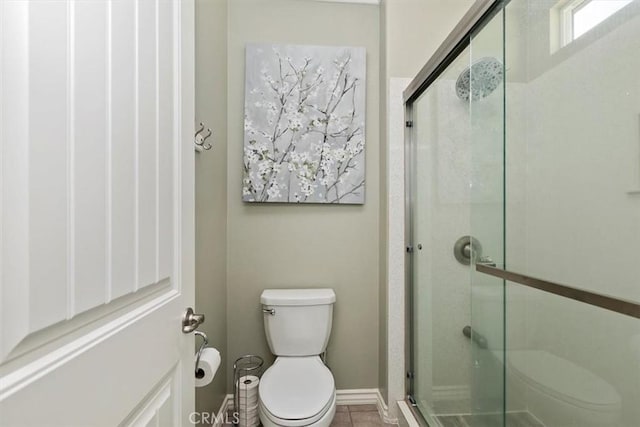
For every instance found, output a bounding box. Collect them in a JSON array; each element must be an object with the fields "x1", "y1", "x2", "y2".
[{"x1": 182, "y1": 307, "x2": 205, "y2": 333}]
